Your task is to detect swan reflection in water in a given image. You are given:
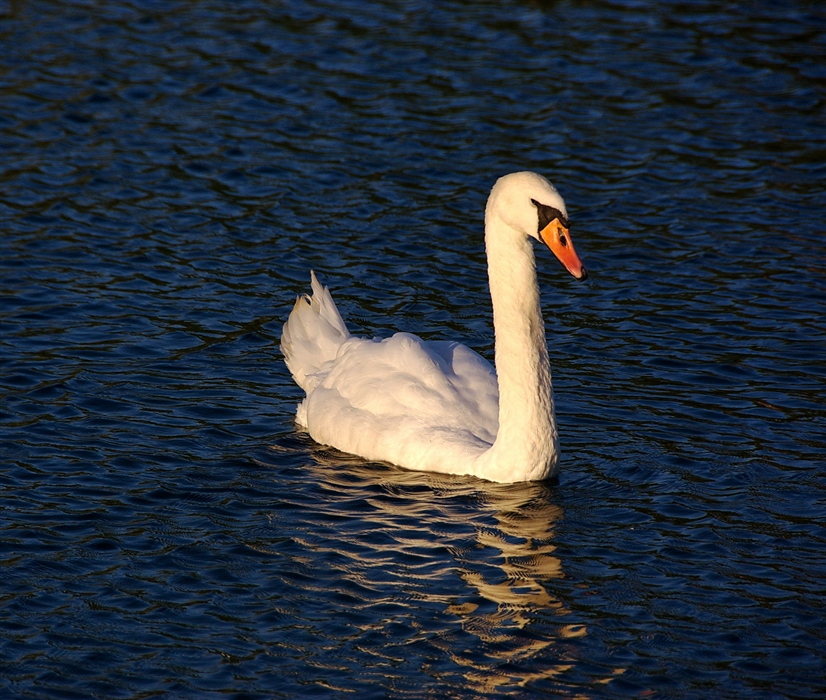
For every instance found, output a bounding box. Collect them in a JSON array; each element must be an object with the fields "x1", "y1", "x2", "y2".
[{"x1": 263, "y1": 442, "x2": 609, "y2": 695}]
